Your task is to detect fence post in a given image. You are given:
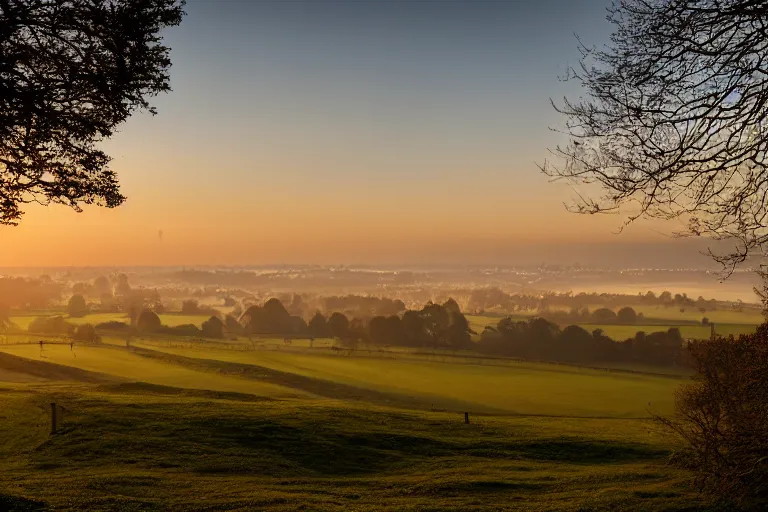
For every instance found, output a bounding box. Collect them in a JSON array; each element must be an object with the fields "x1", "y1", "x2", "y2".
[
  {"x1": 464, "y1": 412, "x2": 470, "y2": 424},
  {"x1": 50, "y1": 402, "x2": 57, "y2": 435}
]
